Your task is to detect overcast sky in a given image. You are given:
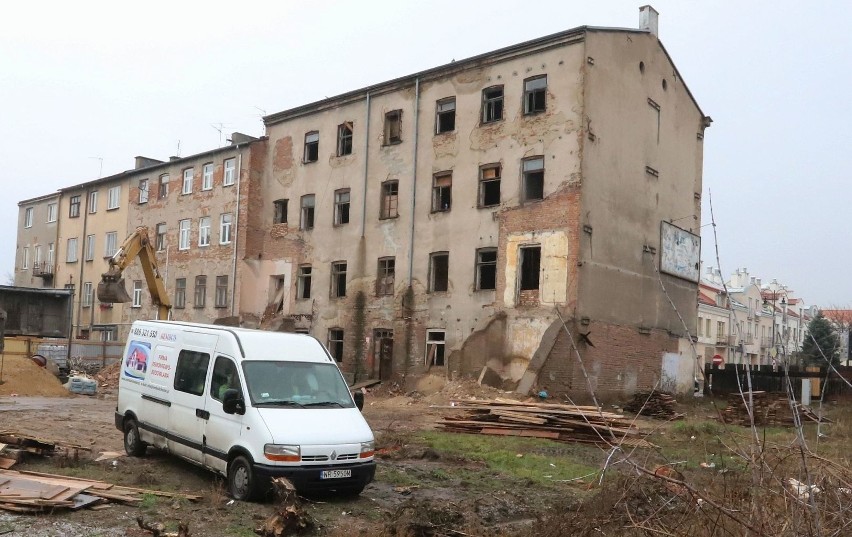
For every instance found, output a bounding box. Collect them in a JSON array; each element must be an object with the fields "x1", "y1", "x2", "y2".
[{"x1": 3, "y1": 1, "x2": 850, "y2": 307}]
